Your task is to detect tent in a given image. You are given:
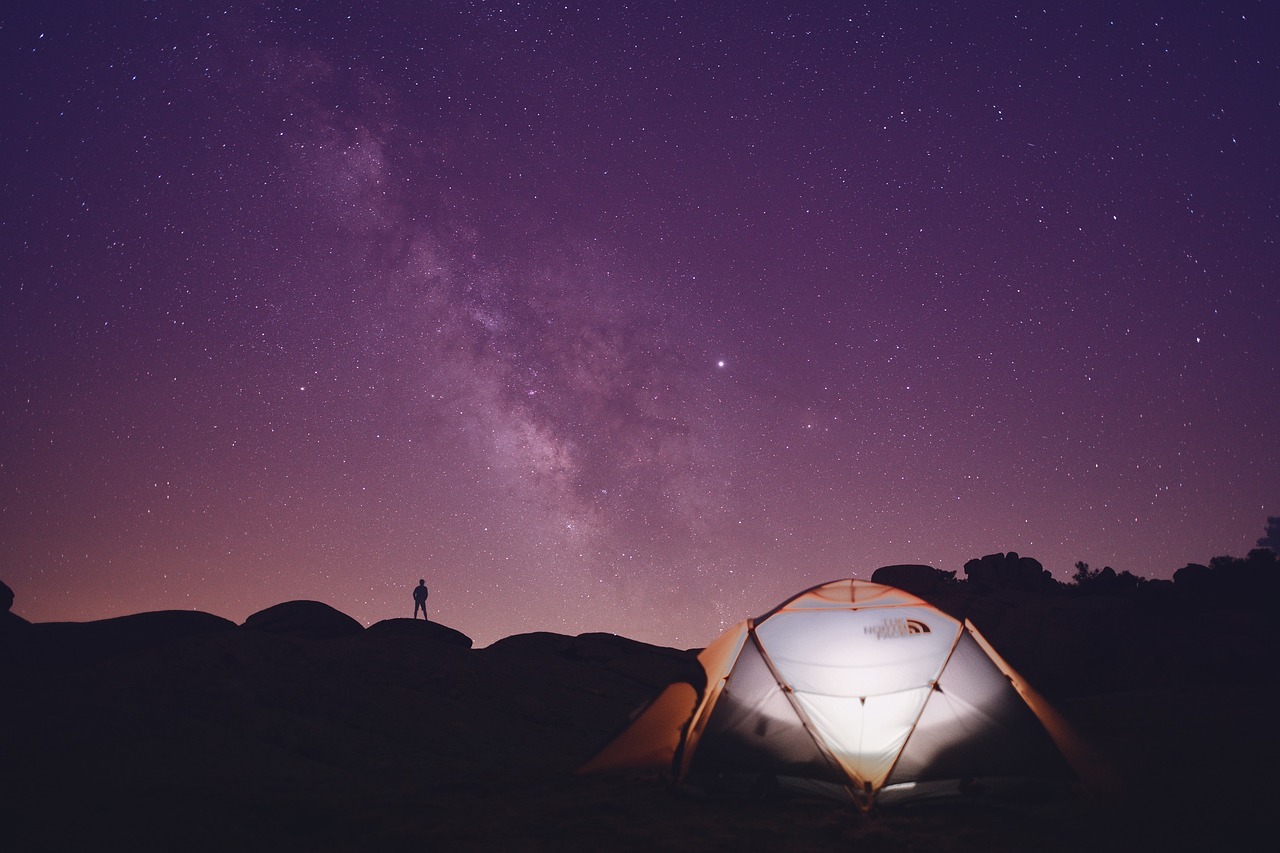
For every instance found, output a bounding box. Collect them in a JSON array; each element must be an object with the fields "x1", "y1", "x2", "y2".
[{"x1": 580, "y1": 579, "x2": 1100, "y2": 810}]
